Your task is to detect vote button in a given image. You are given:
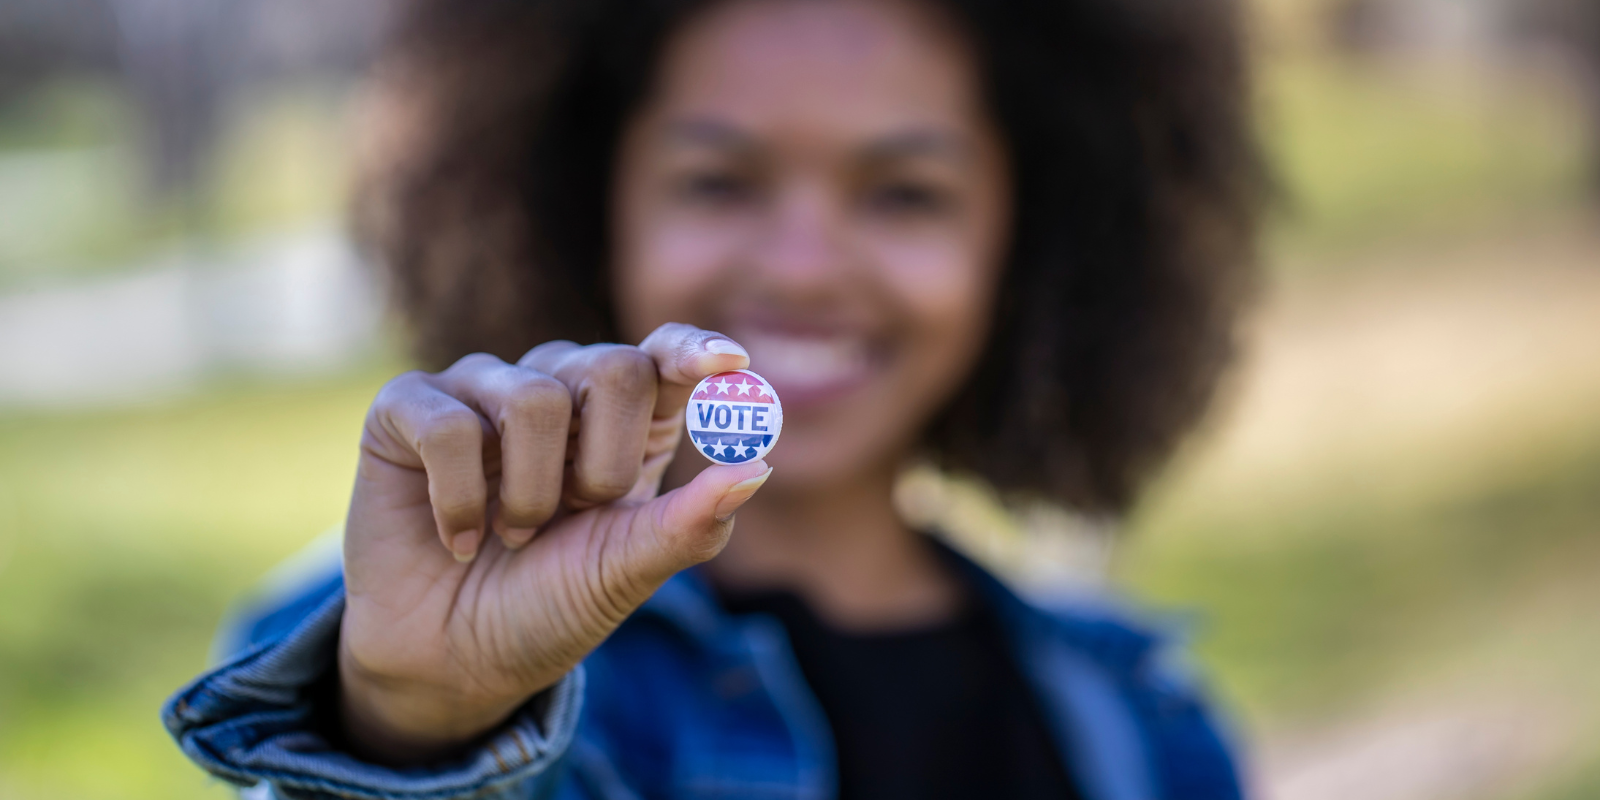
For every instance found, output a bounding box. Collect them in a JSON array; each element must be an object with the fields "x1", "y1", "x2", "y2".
[{"x1": 685, "y1": 369, "x2": 783, "y2": 465}]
